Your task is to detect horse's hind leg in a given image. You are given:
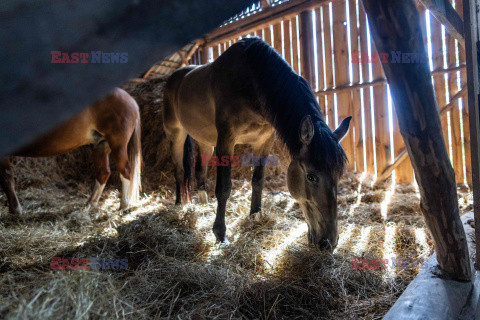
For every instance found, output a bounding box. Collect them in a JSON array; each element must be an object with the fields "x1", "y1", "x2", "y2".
[
  {"x1": 109, "y1": 144, "x2": 132, "y2": 210},
  {"x1": 0, "y1": 157, "x2": 21, "y2": 215},
  {"x1": 88, "y1": 141, "x2": 111, "y2": 207},
  {"x1": 213, "y1": 130, "x2": 235, "y2": 243},
  {"x1": 167, "y1": 128, "x2": 189, "y2": 205},
  {"x1": 195, "y1": 142, "x2": 213, "y2": 204},
  {"x1": 250, "y1": 136, "x2": 274, "y2": 216}
]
